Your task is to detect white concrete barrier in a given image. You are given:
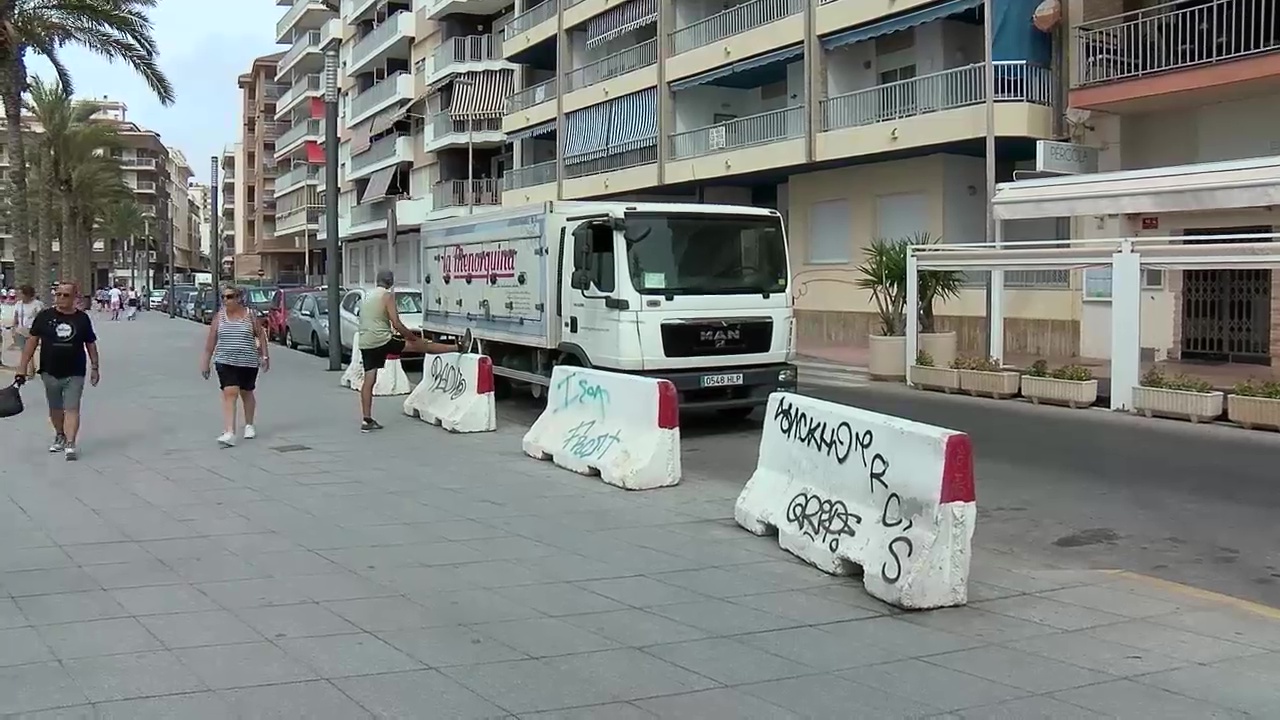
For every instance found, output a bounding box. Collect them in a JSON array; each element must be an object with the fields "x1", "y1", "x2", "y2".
[
  {"x1": 403, "y1": 353, "x2": 496, "y2": 433},
  {"x1": 340, "y1": 331, "x2": 413, "y2": 396},
  {"x1": 339, "y1": 334, "x2": 363, "y2": 389},
  {"x1": 523, "y1": 366, "x2": 680, "y2": 490},
  {"x1": 734, "y1": 392, "x2": 976, "y2": 610}
]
